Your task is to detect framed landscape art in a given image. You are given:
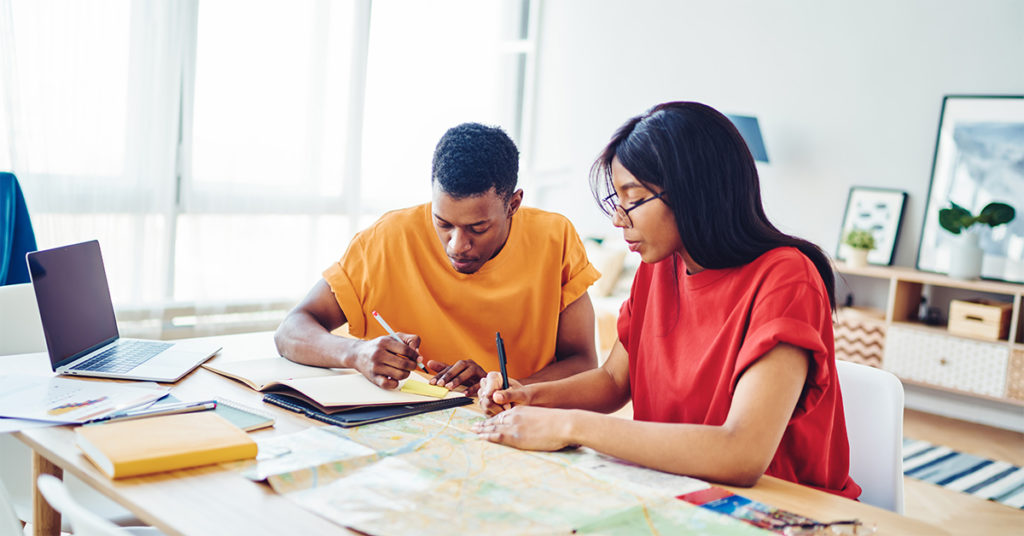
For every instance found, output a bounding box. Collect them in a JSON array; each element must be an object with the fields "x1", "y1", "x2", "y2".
[{"x1": 916, "y1": 95, "x2": 1024, "y2": 283}]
